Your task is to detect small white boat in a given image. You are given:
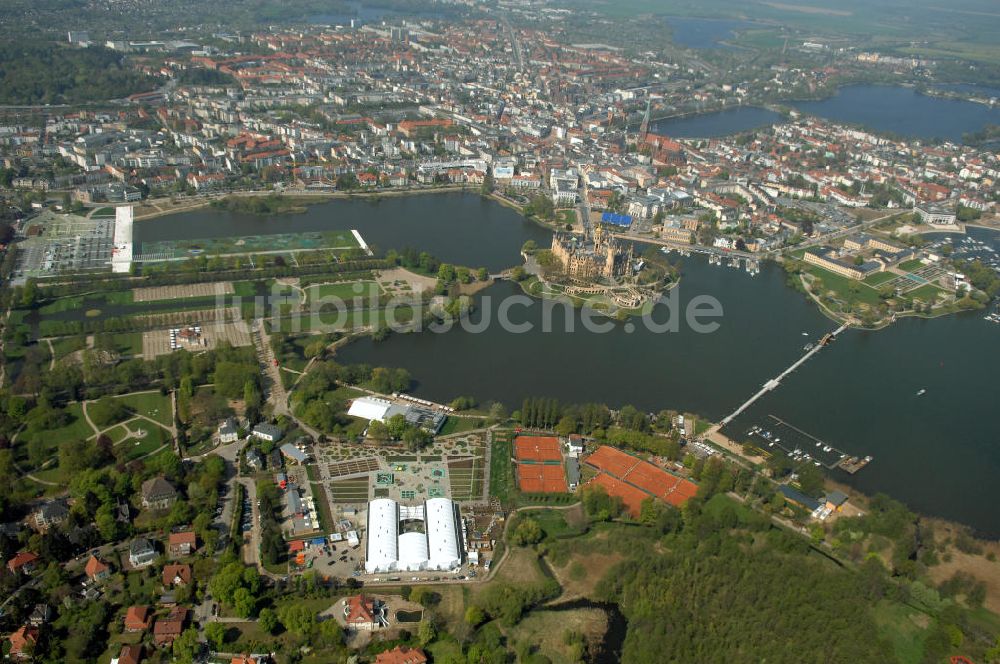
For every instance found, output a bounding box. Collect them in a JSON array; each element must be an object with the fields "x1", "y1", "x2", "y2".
[{"x1": 916, "y1": 388, "x2": 926, "y2": 396}]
